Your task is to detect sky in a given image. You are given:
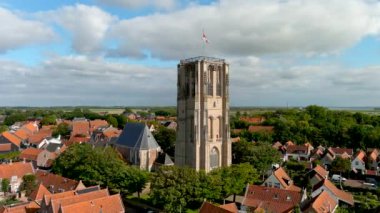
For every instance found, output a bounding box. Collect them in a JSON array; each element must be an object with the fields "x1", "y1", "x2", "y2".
[{"x1": 1, "y1": 0, "x2": 380, "y2": 107}]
